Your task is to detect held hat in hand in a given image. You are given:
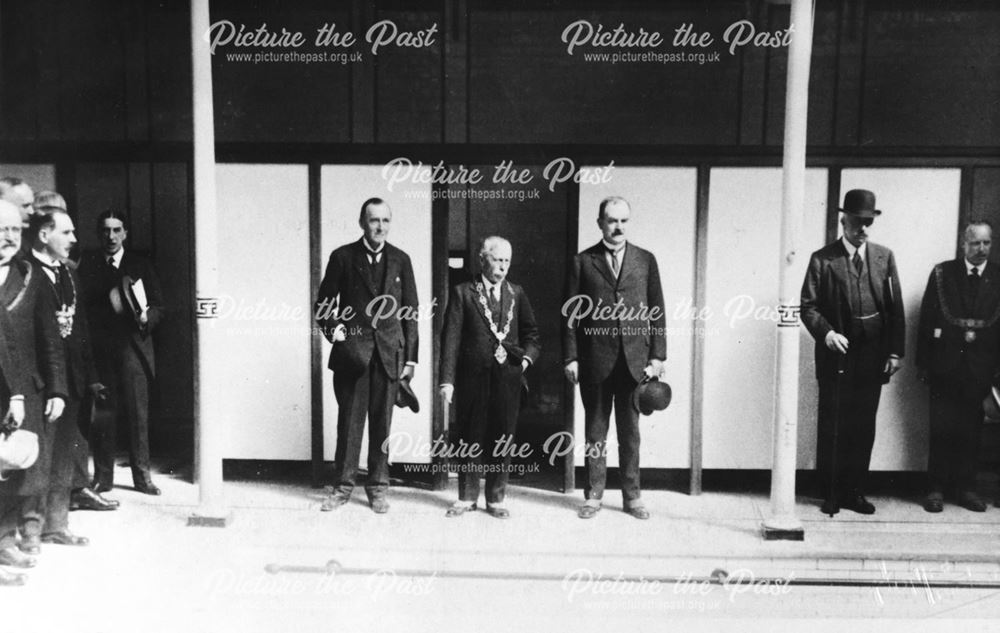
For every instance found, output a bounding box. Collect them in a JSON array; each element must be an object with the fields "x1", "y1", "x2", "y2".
[
  {"x1": 840, "y1": 189, "x2": 881, "y2": 218},
  {"x1": 108, "y1": 275, "x2": 142, "y2": 317},
  {"x1": 395, "y1": 377, "x2": 420, "y2": 413},
  {"x1": 632, "y1": 378, "x2": 672, "y2": 416}
]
